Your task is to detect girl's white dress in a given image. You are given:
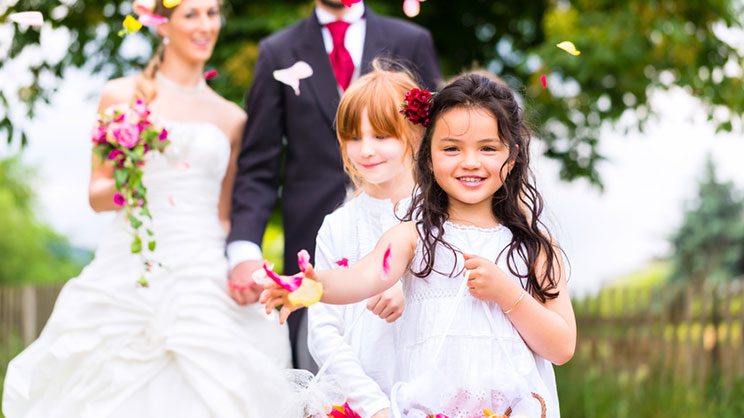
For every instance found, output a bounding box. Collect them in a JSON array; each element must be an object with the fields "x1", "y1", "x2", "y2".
[
  {"x1": 393, "y1": 222, "x2": 560, "y2": 418},
  {"x1": 308, "y1": 192, "x2": 410, "y2": 418},
  {"x1": 2, "y1": 121, "x2": 292, "y2": 418}
]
